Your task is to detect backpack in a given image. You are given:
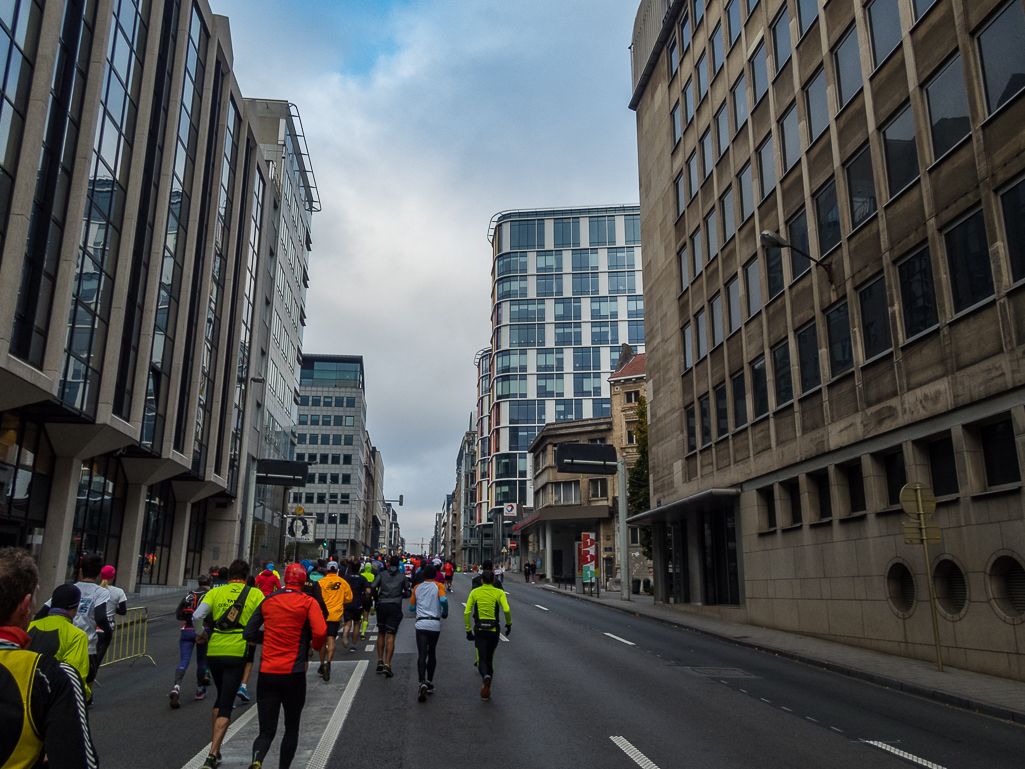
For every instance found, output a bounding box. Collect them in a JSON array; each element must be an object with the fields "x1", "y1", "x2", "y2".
[{"x1": 175, "y1": 590, "x2": 202, "y2": 622}]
